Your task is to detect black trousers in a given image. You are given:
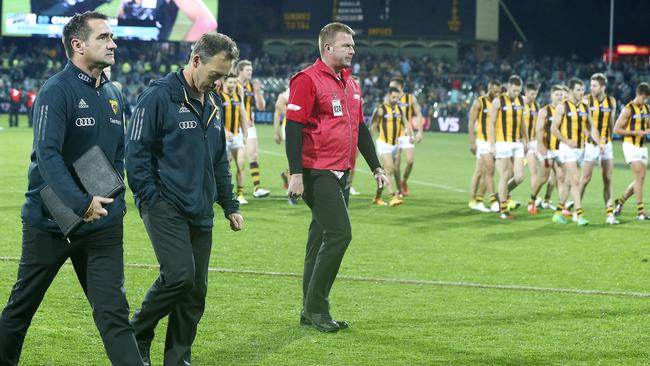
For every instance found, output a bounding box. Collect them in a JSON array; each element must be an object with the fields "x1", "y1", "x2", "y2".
[
  {"x1": 0, "y1": 221, "x2": 142, "y2": 366},
  {"x1": 301, "y1": 169, "x2": 351, "y2": 315},
  {"x1": 8, "y1": 106, "x2": 19, "y2": 127},
  {"x1": 131, "y1": 199, "x2": 212, "y2": 366},
  {"x1": 27, "y1": 107, "x2": 33, "y2": 128}
]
